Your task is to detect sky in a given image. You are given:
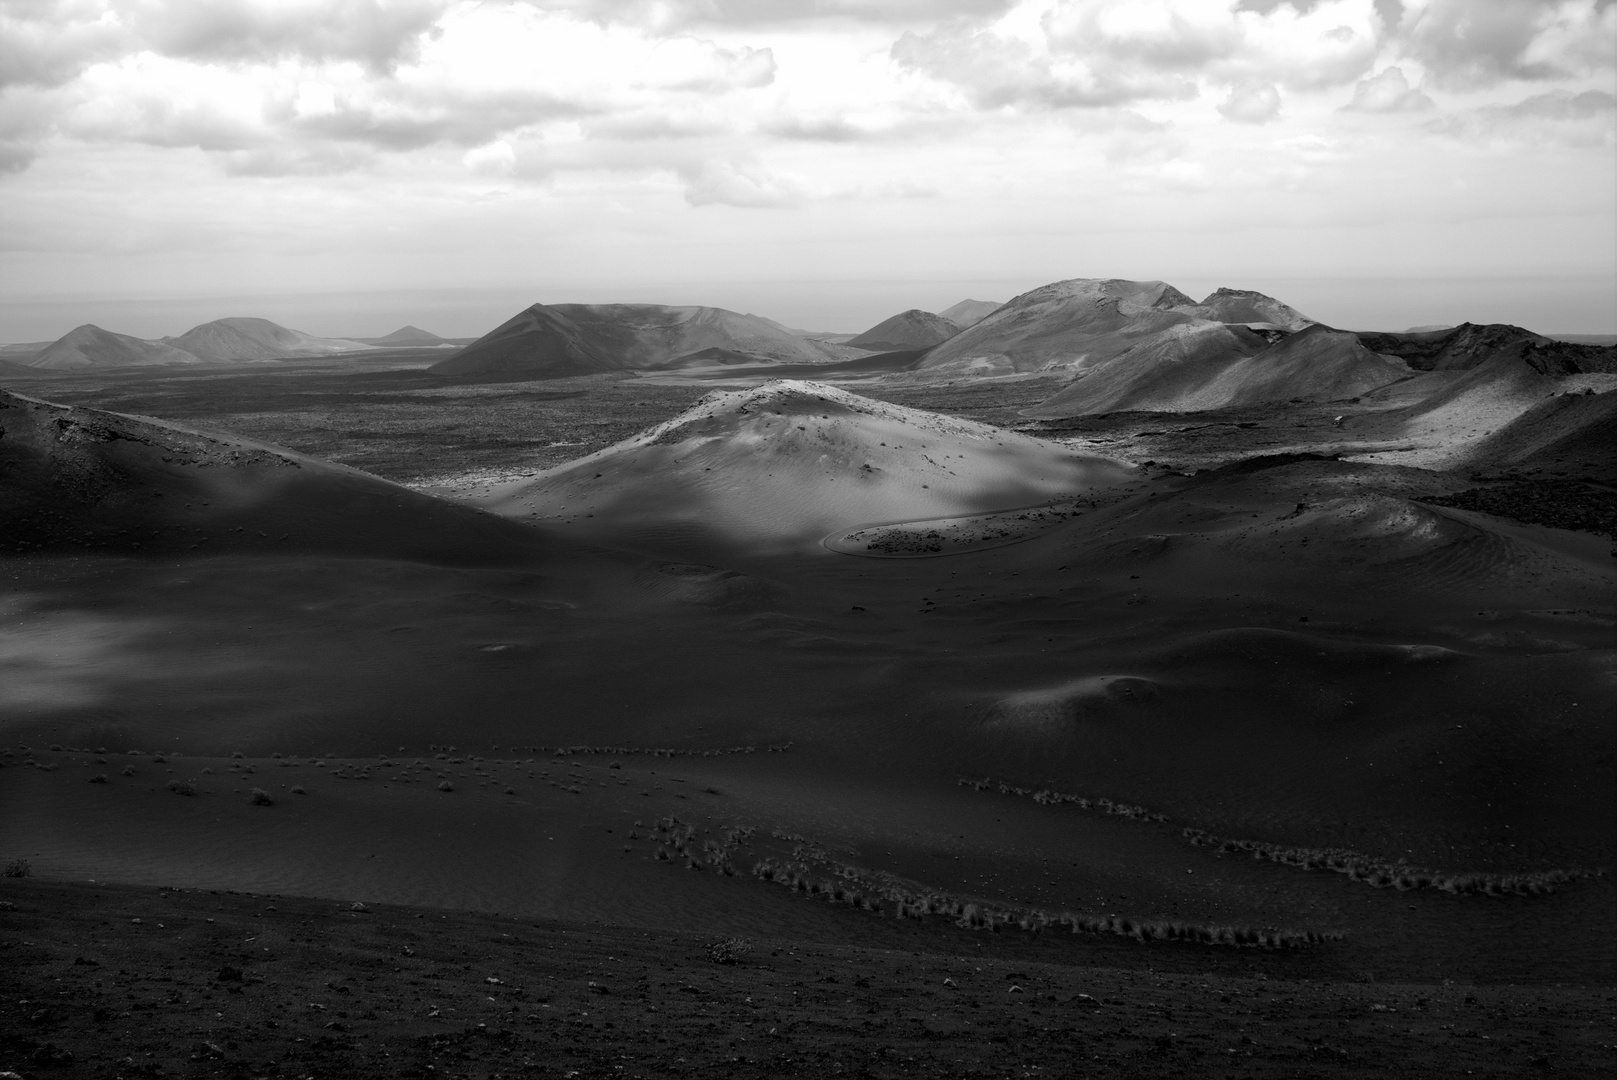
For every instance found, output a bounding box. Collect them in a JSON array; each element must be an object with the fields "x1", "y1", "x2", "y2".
[{"x1": 1, "y1": 0, "x2": 1614, "y2": 341}]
